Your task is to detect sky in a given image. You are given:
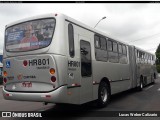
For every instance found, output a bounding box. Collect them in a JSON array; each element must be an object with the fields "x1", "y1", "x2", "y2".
[{"x1": 0, "y1": 3, "x2": 160, "y2": 54}]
